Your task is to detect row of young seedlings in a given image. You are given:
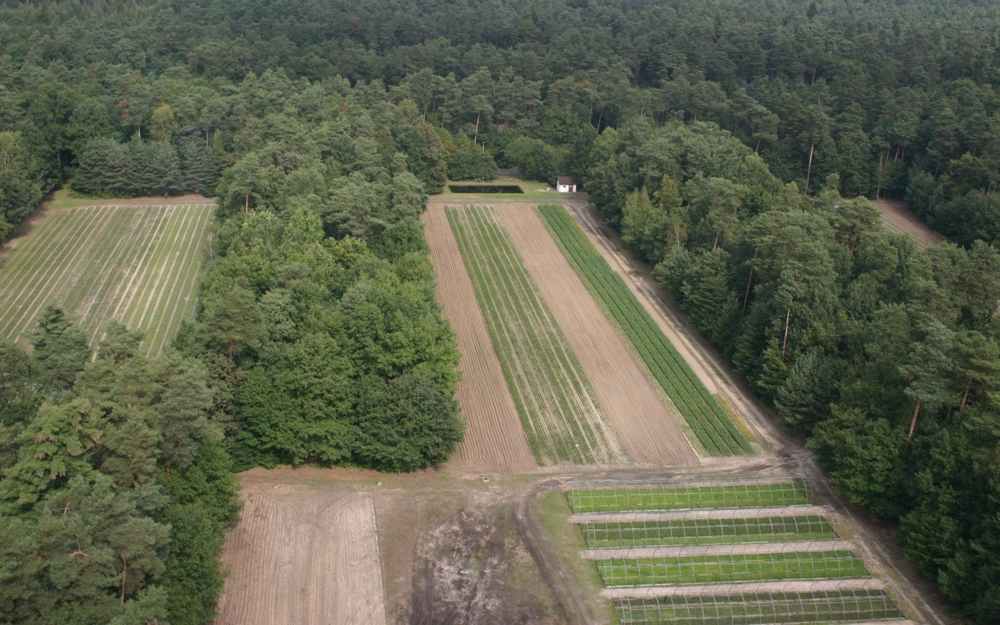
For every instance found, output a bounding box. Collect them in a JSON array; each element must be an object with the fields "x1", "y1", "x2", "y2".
[
  {"x1": 566, "y1": 482, "x2": 901, "y2": 625},
  {"x1": 447, "y1": 206, "x2": 615, "y2": 464},
  {"x1": 537, "y1": 204, "x2": 752, "y2": 455}
]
